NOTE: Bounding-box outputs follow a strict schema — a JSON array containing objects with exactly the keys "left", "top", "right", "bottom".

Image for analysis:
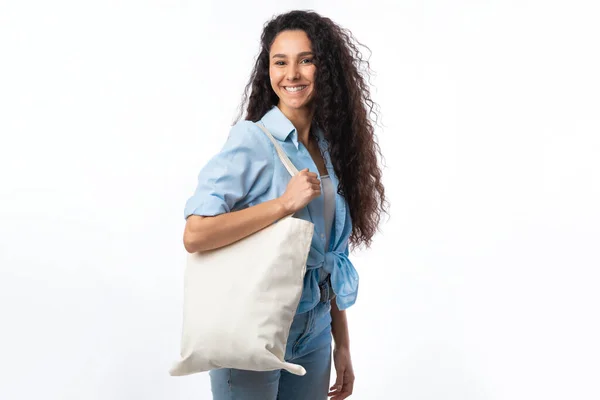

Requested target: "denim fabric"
[{"left": 209, "top": 300, "right": 333, "bottom": 400}]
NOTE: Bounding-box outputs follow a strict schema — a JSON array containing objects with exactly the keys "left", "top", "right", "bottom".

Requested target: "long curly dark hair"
[{"left": 235, "top": 10, "right": 389, "bottom": 250}]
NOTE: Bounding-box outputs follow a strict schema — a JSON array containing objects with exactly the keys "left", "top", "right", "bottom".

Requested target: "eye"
[
  {"left": 301, "top": 58, "right": 314, "bottom": 64},
  {"left": 274, "top": 61, "right": 285, "bottom": 66}
]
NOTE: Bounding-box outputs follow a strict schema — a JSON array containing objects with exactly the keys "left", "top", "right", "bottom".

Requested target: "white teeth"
[{"left": 284, "top": 86, "right": 307, "bottom": 92}]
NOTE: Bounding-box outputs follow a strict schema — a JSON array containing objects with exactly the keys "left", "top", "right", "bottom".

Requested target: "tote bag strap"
[{"left": 254, "top": 123, "right": 299, "bottom": 177}]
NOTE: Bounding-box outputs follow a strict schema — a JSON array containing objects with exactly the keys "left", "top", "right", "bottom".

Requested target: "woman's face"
[{"left": 269, "top": 30, "right": 316, "bottom": 113}]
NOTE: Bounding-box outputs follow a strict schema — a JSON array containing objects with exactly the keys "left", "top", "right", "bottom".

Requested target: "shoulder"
[{"left": 225, "top": 120, "right": 274, "bottom": 158}]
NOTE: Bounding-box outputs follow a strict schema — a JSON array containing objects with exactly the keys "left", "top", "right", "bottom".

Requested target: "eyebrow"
[{"left": 272, "top": 51, "right": 314, "bottom": 59}]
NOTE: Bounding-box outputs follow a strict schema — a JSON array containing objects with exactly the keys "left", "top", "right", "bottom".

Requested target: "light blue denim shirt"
[{"left": 184, "top": 105, "right": 359, "bottom": 313}]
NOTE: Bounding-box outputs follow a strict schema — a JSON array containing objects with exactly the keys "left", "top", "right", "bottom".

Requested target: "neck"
[{"left": 277, "top": 102, "right": 315, "bottom": 147}]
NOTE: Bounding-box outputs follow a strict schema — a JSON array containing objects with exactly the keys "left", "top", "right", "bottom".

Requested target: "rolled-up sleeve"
[{"left": 184, "top": 121, "right": 274, "bottom": 219}]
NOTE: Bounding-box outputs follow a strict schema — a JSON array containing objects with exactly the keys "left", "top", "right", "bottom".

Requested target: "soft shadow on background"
[{"left": 1, "top": 1, "right": 599, "bottom": 399}]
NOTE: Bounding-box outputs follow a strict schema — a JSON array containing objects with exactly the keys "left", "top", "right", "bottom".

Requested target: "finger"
[
  {"left": 329, "top": 383, "right": 343, "bottom": 393},
  {"left": 330, "top": 379, "right": 353, "bottom": 399},
  {"left": 345, "top": 381, "right": 354, "bottom": 397},
  {"left": 340, "top": 381, "right": 354, "bottom": 399},
  {"left": 343, "top": 375, "right": 354, "bottom": 394},
  {"left": 331, "top": 390, "right": 350, "bottom": 400},
  {"left": 330, "top": 373, "right": 344, "bottom": 394}
]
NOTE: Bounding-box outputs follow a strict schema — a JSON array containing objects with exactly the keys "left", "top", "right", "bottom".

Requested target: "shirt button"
[{"left": 320, "top": 233, "right": 325, "bottom": 240}]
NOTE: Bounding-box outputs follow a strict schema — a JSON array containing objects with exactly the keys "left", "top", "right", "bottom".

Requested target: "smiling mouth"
[{"left": 283, "top": 85, "right": 308, "bottom": 93}]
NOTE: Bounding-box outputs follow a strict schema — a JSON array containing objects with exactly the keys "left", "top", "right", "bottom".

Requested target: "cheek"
[{"left": 269, "top": 68, "right": 283, "bottom": 87}]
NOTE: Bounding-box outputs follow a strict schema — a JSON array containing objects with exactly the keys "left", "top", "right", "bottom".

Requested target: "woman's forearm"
[
  {"left": 183, "top": 198, "right": 289, "bottom": 253},
  {"left": 330, "top": 298, "right": 350, "bottom": 349}
]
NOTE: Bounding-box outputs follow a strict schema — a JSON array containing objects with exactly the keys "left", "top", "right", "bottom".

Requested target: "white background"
[{"left": 1, "top": 0, "right": 599, "bottom": 399}]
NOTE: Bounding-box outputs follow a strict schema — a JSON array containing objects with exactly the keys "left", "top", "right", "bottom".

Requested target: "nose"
[{"left": 286, "top": 64, "right": 300, "bottom": 81}]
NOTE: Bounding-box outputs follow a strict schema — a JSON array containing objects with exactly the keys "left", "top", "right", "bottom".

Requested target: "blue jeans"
[{"left": 209, "top": 299, "right": 333, "bottom": 399}]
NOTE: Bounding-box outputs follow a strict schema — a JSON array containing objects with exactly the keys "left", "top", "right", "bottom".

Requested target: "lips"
[{"left": 283, "top": 85, "right": 308, "bottom": 93}]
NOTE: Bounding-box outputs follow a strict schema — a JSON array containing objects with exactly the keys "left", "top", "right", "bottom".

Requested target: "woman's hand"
[
  {"left": 328, "top": 346, "right": 355, "bottom": 399},
  {"left": 278, "top": 168, "right": 321, "bottom": 214}
]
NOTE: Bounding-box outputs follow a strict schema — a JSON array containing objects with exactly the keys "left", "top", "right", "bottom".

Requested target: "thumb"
[{"left": 331, "top": 371, "right": 344, "bottom": 391}]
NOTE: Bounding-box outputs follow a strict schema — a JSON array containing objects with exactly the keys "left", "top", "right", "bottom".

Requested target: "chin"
[
  {"left": 284, "top": 101, "right": 308, "bottom": 110},
  {"left": 280, "top": 95, "right": 314, "bottom": 111}
]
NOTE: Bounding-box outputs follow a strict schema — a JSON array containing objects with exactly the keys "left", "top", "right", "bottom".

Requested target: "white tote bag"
[{"left": 169, "top": 123, "right": 314, "bottom": 377}]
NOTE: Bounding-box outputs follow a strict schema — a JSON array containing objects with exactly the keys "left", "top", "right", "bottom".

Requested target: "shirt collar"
[
  {"left": 260, "top": 105, "right": 329, "bottom": 152},
  {"left": 260, "top": 105, "right": 299, "bottom": 149}
]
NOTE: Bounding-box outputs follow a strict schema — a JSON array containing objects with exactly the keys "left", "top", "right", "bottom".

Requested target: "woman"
[{"left": 183, "top": 10, "right": 387, "bottom": 400}]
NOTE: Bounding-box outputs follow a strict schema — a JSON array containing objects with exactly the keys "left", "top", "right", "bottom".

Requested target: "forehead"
[{"left": 269, "top": 30, "right": 312, "bottom": 55}]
